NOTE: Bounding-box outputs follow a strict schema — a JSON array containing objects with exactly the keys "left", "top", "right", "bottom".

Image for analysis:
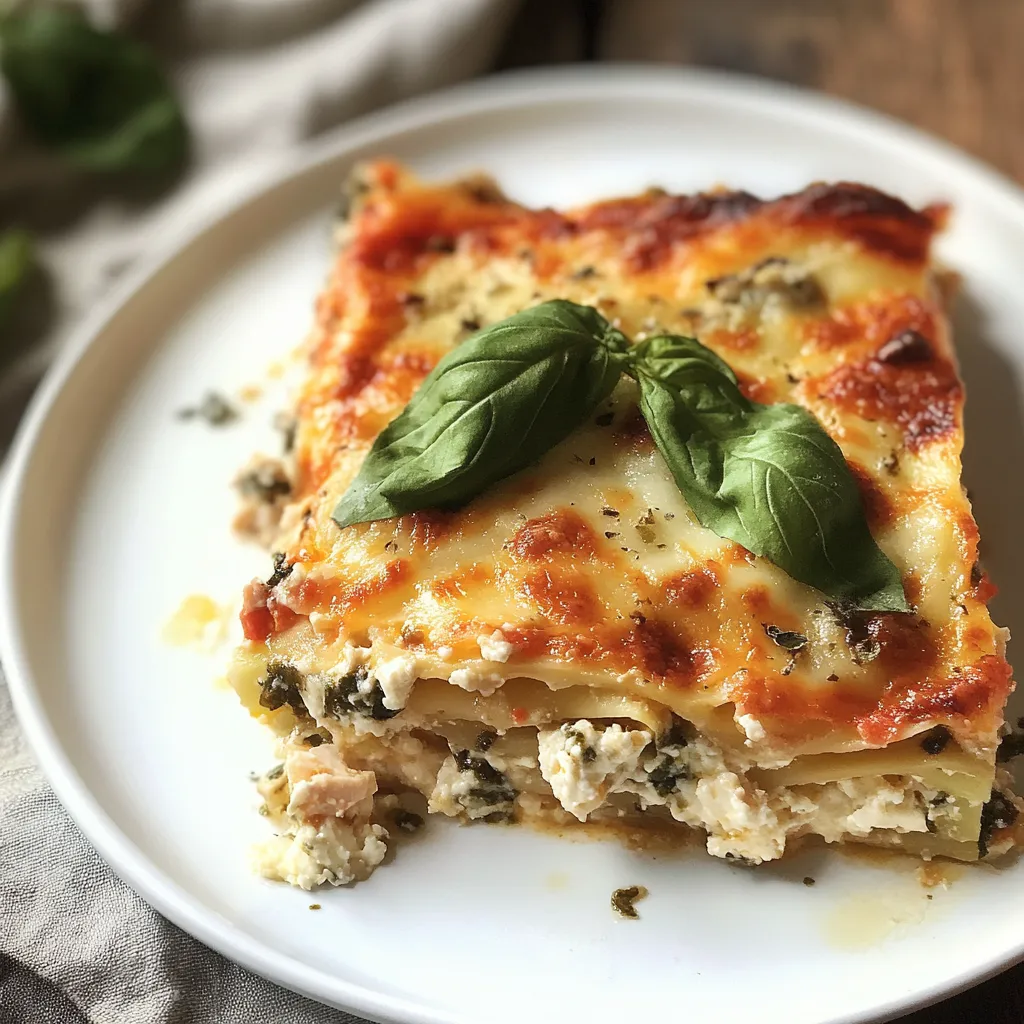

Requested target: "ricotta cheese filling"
[
  {"left": 539, "top": 719, "right": 938, "bottom": 864},
  {"left": 254, "top": 745, "right": 387, "bottom": 889},
  {"left": 538, "top": 721, "right": 652, "bottom": 820}
]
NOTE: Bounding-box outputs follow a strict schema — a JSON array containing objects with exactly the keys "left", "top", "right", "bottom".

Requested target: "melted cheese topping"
[{"left": 240, "top": 162, "right": 1014, "bottom": 780}]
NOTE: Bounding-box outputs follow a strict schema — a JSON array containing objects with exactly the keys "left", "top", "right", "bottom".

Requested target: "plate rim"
[{"left": 4, "top": 63, "right": 1024, "bottom": 1024}]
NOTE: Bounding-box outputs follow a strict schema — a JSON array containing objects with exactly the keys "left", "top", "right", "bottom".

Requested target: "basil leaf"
[
  {"left": 0, "top": 9, "right": 187, "bottom": 173},
  {"left": 629, "top": 334, "right": 909, "bottom": 612},
  {"left": 0, "top": 230, "right": 34, "bottom": 327},
  {"left": 332, "top": 300, "right": 630, "bottom": 528}
]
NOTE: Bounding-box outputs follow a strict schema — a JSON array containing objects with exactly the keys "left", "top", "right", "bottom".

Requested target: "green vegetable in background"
[
  {"left": 0, "top": 8, "right": 187, "bottom": 173},
  {"left": 331, "top": 300, "right": 909, "bottom": 612},
  {"left": 333, "top": 300, "right": 631, "bottom": 527},
  {"left": 0, "top": 229, "right": 34, "bottom": 327}
]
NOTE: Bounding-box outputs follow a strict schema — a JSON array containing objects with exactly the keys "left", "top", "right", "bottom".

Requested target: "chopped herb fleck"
[
  {"left": 611, "top": 885, "right": 648, "bottom": 919},
  {"left": 979, "top": 790, "right": 1019, "bottom": 857},
  {"left": 829, "top": 604, "right": 884, "bottom": 664},
  {"left": 571, "top": 265, "right": 597, "bottom": 280},
  {"left": 308, "top": 903, "right": 321, "bottom": 911},
  {"left": 323, "top": 667, "right": 400, "bottom": 721},
  {"left": 997, "top": 729, "right": 1024, "bottom": 763},
  {"left": 393, "top": 810, "right": 424, "bottom": 833},
  {"left": 588, "top": 457, "right": 596, "bottom": 466},
  {"left": 826, "top": 672, "right": 839, "bottom": 682},
  {"left": 601, "top": 507, "right": 620, "bottom": 518},
  {"left": 273, "top": 412, "right": 297, "bottom": 453},
  {"left": 803, "top": 877, "right": 816, "bottom": 887},
  {"left": 177, "top": 391, "right": 239, "bottom": 426},
  {"left": 475, "top": 731, "right": 497, "bottom": 752},
  {"left": 258, "top": 663, "right": 306, "bottom": 714},
  {"left": 265, "top": 551, "right": 293, "bottom": 589},
  {"left": 453, "top": 749, "right": 517, "bottom": 805},
  {"left": 764, "top": 624, "right": 809, "bottom": 651},
  {"left": 604, "top": 531, "right": 619, "bottom": 539},
  {"left": 648, "top": 753, "right": 690, "bottom": 796},
  {"left": 266, "top": 763, "right": 284, "bottom": 780},
  {"left": 237, "top": 462, "right": 291, "bottom": 502},
  {"left": 921, "top": 726, "right": 951, "bottom": 755},
  {"left": 460, "top": 317, "right": 481, "bottom": 333},
  {"left": 595, "top": 411, "right": 614, "bottom": 427},
  {"left": 636, "top": 508, "right": 657, "bottom": 543},
  {"left": 257, "top": 804, "right": 269, "bottom": 816}
]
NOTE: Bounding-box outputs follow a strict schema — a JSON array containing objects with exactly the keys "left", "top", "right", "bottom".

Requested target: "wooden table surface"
[{"left": 498, "top": 3, "right": 1024, "bottom": 1023}]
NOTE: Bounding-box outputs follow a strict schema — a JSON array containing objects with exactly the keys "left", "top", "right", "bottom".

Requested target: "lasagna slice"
[{"left": 230, "top": 161, "right": 1020, "bottom": 889}]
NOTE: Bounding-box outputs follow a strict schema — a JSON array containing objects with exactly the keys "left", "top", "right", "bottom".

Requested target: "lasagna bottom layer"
[{"left": 238, "top": 673, "right": 1015, "bottom": 889}]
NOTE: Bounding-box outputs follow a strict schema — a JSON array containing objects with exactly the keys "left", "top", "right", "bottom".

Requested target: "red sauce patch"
[
  {"left": 738, "top": 374, "right": 776, "bottom": 404},
  {"left": 664, "top": 566, "right": 719, "bottom": 608},
  {"left": 802, "top": 294, "right": 936, "bottom": 353},
  {"left": 520, "top": 570, "right": 599, "bottom": 625},
  {"left": 510, "top": 510, "right": 596, "bottom": 562},
  {"left": 814, "top": 355, "right": 961, "bottom": 451},
  {"left": 614, "top": 617, "right": 700, "bottom": 683},
  {"left": 613, "top": 408, "right": 654, "bottom": 450},
  {"left": 870, "top": 614, "right": 940, "bottom": 678},
  {"left": 858, "top": 655, "right": 1014, "bottom": 745},
  {"left": 335, "top": 559, "right": 410, "bottom": 612},
  {"left": 974, "top": 570, "right": 999, "bottom": 604},
  {"left": 401, "top": 508, "right": 455, "bottom": 551},
  {"left": 741, "top": 586, "right": 773, "bottom": 616},
  {"left": 705, "top": 326, "right": 760, "bottom": 353},
  {"left": 240, "top": 580, "right": 274, "bottom": 642}
]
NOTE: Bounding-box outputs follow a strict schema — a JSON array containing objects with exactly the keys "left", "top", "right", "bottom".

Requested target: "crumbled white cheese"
[
  {"left": 781, "top": 776, "right": 929, "bottom": 842},
  {"left": 272, "top": 562, "right": 308, "bottom": 610},
  {"left": 696, "top": 773, "right": 784, "bottom": 863},
  {"left": 437, "top": 646, "right": 454, "bottom": 661},
  {"left": 478, "top": 630, "right": 514, "bottom": 663},
  {"left": 537, "top": 720, "right": 652, "bottom": 821},
  {"left": 539, "top": 721, "right": 934, "bottom": 864},
  {"left": 448, "top": 665, "right": 504, "bottom": 696},
  {"left": 736, "top": 713, "right": 766, "bottom": 744},
  {"left": 253, "top": 819, "right": 386, "bottom": 890},
  {"left": 428, "top": 754, "right": 515, "bottom": 820},
  {"left": 373, "top": 654, "right": 419, "bottom": 710},
  {"left": 253, "top": 744, "right": 388, "bottom": 890}
]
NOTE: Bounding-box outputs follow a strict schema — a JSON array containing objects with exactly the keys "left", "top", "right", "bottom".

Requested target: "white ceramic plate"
[{"left": 4, "top": 66, "right": 1024, "bottom": 1024}]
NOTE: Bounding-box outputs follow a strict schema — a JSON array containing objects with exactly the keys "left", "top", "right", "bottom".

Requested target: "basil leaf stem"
[
  {"left": 628, "top": 334, "right": 909, "bottom": 612},
  {"left": 332, "top": 300, "right": 630, "bottom": 527}
]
